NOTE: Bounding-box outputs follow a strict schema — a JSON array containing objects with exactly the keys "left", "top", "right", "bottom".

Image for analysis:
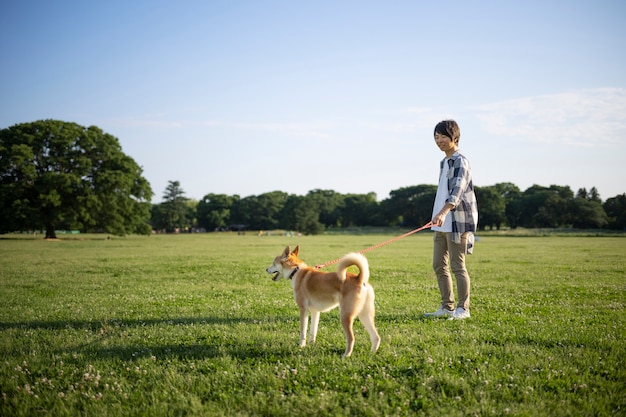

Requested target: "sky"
[{"left": 1, "top": 0, "right": 625, "bottom": 203}]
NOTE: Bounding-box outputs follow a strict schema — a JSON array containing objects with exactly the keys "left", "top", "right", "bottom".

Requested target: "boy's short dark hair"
[{"left": 434, "top": 120, "right": 460, "bottom": 144}]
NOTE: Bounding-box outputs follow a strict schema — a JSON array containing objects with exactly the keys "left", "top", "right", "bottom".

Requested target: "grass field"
[{"left": 1, "top": 231, "right": 624, "bottom": 416}]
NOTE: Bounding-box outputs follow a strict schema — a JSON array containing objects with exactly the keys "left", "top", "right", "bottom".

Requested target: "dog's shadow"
[
  {"left": 0, "top": 316, "right": 295, "bottom": 361},
  {"left": 0, "top": 316, "right": 247, "bottom": 332},
  {"left": 1, "top": 313, "right": 432, "bottom": 361}
]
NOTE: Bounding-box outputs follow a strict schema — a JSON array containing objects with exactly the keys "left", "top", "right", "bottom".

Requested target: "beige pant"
[{"left": 432, "top": 231, "right": 471, "bottom": 311}]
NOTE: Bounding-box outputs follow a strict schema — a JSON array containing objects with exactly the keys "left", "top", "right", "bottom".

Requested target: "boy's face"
[{"left": 434, "top": 133, "right": 457, "bottom": 154}]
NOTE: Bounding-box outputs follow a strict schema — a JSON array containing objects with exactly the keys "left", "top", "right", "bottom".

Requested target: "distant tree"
[
  {"left": 576, "top": 187, "right": 602, "bottom": 203},
  {"left": 152, "top": 181, "right": 192, "bottom": 232},
  {"left": 518, "top": 185, "right": 574, "bottom": 228},
  {"left": 147, "top": 182, "right": 617, "bottom": 233},
  {"left": 570, "top": 198, "right": 608, "bottom": 228},
  {"left": 197, "top": 193, "right": 237, "bottom": 231},
  {"left": 589, "top": 187, "right": 601, "bottom": 203},
  {"left": 385, "top": 185, "right": 437, "bottom": 227},
  {"left": 257, "top": 191, "right": 289, "bottom": 229},
  {"left": 150, "top": 204, "right": 167, "bottom": 233},
  {"left": 497, "top": 183, "right": 523, "bottom": 229},
  {"left": 234, "top": 191, "right": 288, "bottom": 230},
  {"left": 474, "top": 186, "right": 506, "bottom": 230},
  {"left": 493, "top": 182, "right": 522, "bottom": 200},
  {"left": 185, "top": 199, "right": 198, "bottom": 230},
  {"left": 278, "top": 194, "right": 302, "bottom": 231},
  {"left": 570, "top": 187, "right": 607, "bottom": 228},
  {"left": 0, "top": 120, "right": 153, "bottom": 238},
  {"left": 293, "top": 194, "right": 324, "bottom": 234},
  {"left": 603, "top": 193, "right": 626, "bottom": 230},
  {"left": 377, "top": 198, "right": 401, "bottom": 227},
  {"left": 306, "top": 189, "right": 344, "bottom": 228},
  {"left": 339, "top": 193, "right": 380, "bottom": 227},
  {"left": 231, "top": 196, "right": 253, "bottom": 229}
]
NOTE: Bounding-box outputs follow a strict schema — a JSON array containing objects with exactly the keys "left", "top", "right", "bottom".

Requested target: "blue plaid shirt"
[{"left": 440, "top": 151, "right": 478, "bottom": 253}]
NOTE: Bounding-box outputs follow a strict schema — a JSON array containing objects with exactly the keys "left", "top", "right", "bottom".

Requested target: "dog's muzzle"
[{"left": 267, "top": 268, "right": 280, "bottom": 281}]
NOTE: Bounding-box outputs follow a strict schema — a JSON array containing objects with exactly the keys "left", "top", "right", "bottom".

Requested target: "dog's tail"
[{"left": 337, "top": 252, "right": 370, "bottom": 284}]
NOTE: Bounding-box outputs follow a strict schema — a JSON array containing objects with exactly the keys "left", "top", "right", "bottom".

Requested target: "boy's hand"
[
  {"left": 432, "top": 212, "right": 446, "bottom": 227},
  {"left": 432, "top": 203, "right": 455, "bottom": 227}
]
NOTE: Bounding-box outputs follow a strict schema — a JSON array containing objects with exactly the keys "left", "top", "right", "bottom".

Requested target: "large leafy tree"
[{"left": 0, "top": 120, "right": 153, "bottom": 238}]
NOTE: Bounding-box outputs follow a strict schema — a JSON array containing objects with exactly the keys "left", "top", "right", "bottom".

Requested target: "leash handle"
[{"left": 314, "top": 221, "right": 433, "bottom": 269}]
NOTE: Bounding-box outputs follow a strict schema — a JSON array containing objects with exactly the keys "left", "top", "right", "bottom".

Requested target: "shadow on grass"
[
  {"left": 1, "top": 313, "right": 444, "bottom": 361},
  {"left": 0, "top": 311, "right": 435, "bottom": 332},
  {"left": 0, "top": 316, "right": 297, "bottom": 361},
  {"left": 0, "top": 316, "right": 266, "bottom": 331},
  {"left": 86, "top": 341, "right": 294, "bottom": 361}
]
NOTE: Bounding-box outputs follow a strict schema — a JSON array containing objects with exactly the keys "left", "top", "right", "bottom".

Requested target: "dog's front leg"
[
  {"left": 298, "top": 306, "right": 308, "bottom": 348},
  {"left": 309, "top": 311, "right": 320, "bottom": 344}
]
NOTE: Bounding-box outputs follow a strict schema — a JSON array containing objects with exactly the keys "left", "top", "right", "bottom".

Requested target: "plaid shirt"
[{"left": 440, "top": 151, "right": 478, "bottom": 253}]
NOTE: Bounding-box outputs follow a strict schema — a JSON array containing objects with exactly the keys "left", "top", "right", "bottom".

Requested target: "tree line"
[
  {"left": 2, "top": 120, "right": 625, "bottom": 237},
  {"left": 152, "top": 180, "right": 626, "bottom": 234}
]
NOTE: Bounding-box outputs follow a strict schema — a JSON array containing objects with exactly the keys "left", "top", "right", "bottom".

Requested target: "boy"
[{"left": 426, "top": 120, "right": 478, "bottom": 320}]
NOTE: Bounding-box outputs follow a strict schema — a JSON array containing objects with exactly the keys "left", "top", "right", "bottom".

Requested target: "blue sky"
[{"left": 1, "top": 0, "right": 625, "bottom": 202}]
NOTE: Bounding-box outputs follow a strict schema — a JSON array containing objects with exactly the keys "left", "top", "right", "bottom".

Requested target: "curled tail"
[{"left": 337, "top": 252, "right": 370, "bottom": 284}]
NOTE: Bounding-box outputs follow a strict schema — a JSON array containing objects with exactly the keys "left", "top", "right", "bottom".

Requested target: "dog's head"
[{"left": 266, "top": 245, "right": 301, "bottom": 281}]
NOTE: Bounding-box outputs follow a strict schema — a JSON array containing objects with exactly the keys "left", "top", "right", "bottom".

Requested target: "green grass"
[{"left": 1, "top": 232, "right": 624, "bottom": 416}]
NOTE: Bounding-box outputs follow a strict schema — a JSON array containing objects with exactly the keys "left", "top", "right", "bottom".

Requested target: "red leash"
[{"left": 314, "top": 221, "right": 433, "bottom": 269}]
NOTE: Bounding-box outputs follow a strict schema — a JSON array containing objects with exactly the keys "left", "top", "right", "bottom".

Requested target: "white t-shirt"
[{"left": 431, "top": 158, "right": 453, "bottom": 232}]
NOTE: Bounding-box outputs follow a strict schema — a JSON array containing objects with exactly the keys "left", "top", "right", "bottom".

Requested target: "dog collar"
[{"left": 289, "top": 267, "right": 299, "bottom": 280}]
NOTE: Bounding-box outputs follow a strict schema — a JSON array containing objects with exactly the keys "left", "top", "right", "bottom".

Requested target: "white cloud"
[{"left": 471, "top": 88, "right": 626, "bottom": 147}]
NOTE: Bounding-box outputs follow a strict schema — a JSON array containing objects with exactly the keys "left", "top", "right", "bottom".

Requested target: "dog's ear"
[
  {"left": 292, "top": 245, "right": 299, "bottom": 256},
  {"left": 282, "top": 246, "right": 290, "bottom": 259}
]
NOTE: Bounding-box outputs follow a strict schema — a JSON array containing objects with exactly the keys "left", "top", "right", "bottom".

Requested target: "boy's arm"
[
  {"left": 432, "top": 202, "right": 455, "bottom": 227},
  {"left": 446, "top": 157, "right": 471, "bottom": 207}
]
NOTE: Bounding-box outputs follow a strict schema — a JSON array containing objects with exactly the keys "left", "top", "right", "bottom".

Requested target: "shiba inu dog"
[{"left": 266, "top": 245, "right": 380, "bottom": 357}]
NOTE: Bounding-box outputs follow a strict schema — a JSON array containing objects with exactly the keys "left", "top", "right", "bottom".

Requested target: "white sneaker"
[
  {"left": 425, "top": 307, "right": 454, "bottom": 318},
  {"left": 448, "top": 307, "right": 470, "bottom": 320}
]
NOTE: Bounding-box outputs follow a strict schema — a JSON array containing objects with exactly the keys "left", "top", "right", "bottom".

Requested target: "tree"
[
  {"left": 305, "top": 189, "right": 344, "bottom": 228},
  {"left": 491, "top": 182, "right": 521, "bottom": 228},
  {"left": 151, "top": 181, "right": 192, "bottom": 232},
  {"left": 339, "top": 193, "right": 380, "bottom": 227},
  {"left": 385, "top": 185, "right": 437, "bottom": 227},
  {"left": 232, "top": 191, "right": 289, "bottom": 231},
  {"left": 256, "top": 191, "right": 290, "bottom": 230},
  {"left": 571, "top": 187, "right": 607, "bottom": 228},
  {"left": 475, "top": 186, "right": 506, "bottom": 230},
  {"left": 603, "top": 193, "right": 626, "bottom": 230},
  {"left": 0, "top": 120, "right": 153, "bottom": 238},
  {"left": 570, "top": 198, "right": 608, "bottom": 228},
  {"left": 576, "top": 187, "right": 601, "bottom": 203},
  {"left": 517, "top": 185, "right": 574, "bottom": 228},
  {"left": 277, "top": 194, "right": 302, "bottom": 231},
  {"left": 196, "top": 193, "right": 237, "bottom": 231},
  {"left": 292, "top": 194, "right": 324, "bottom": 234},
  {"left": 185, "top": 199, "right": 199, "bottom": 231}
]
